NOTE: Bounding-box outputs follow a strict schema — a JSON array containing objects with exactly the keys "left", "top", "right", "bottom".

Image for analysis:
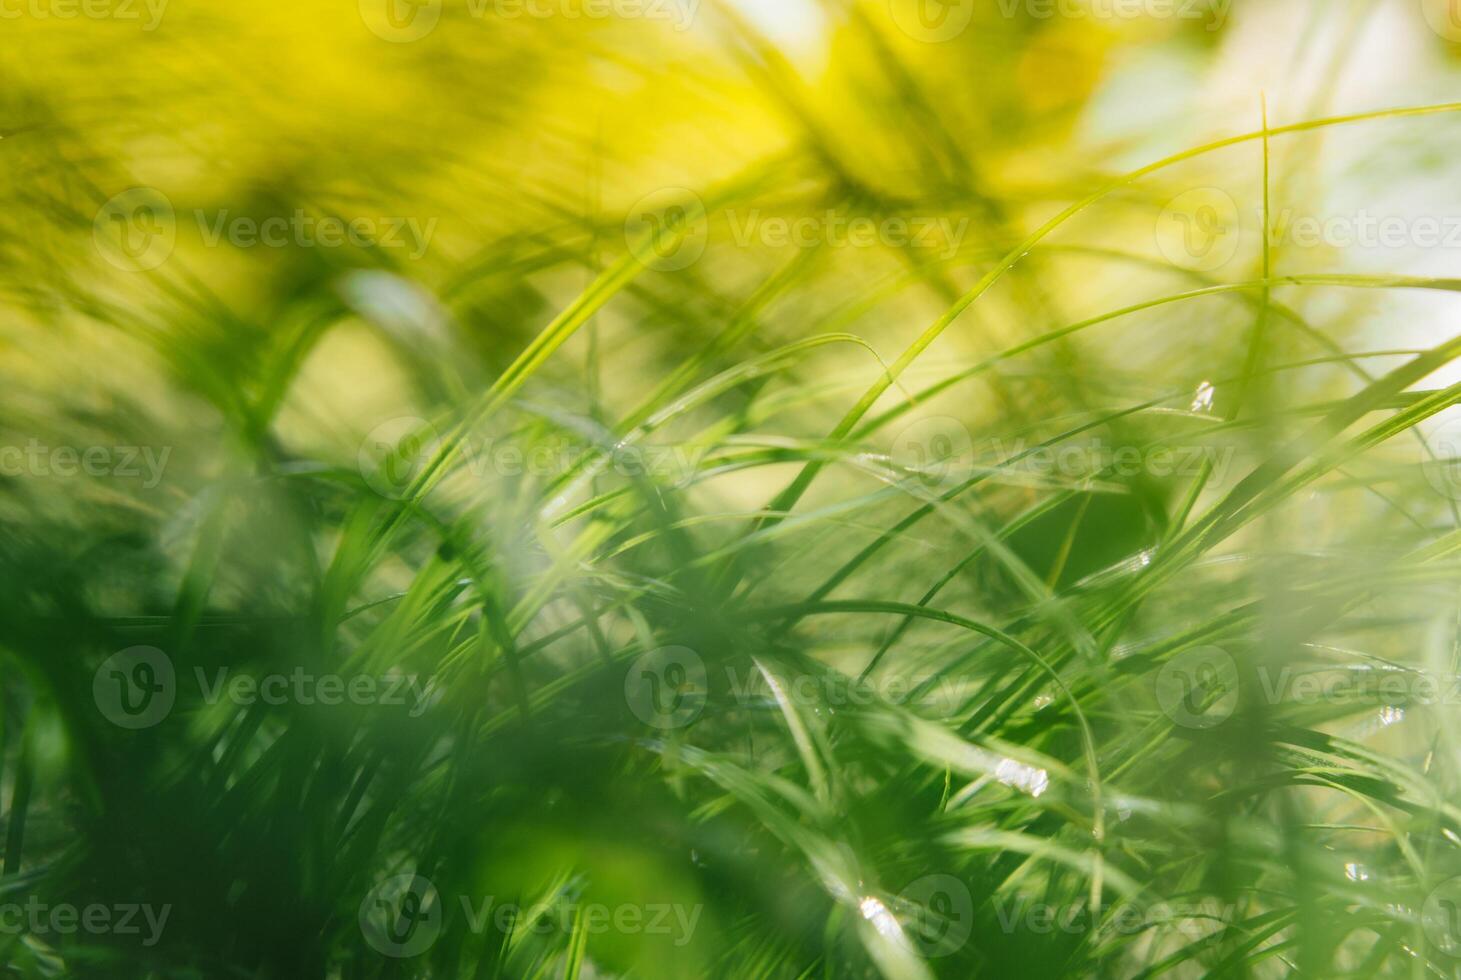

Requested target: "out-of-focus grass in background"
[{"left": 3, "top": 0, "right": 1461, "bottom": 976}]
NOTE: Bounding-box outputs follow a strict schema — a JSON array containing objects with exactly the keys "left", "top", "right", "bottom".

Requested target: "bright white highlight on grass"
[
  {"left": 858, "top": 896, "right": 904, "bottom": 942},
  {"left": 995, "top": 758, "right": 1050, "bottom": 798},
  {"left": 1191, "top": 381, "right": 1215, "bottom": 414},
  {"left": 726, "top": 0, "right": 825, "bottom": 49}
]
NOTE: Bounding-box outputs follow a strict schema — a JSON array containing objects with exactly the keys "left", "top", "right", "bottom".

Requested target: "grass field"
[{"left": 2, "top": 0, "right": 1461, "bottom": 976}]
